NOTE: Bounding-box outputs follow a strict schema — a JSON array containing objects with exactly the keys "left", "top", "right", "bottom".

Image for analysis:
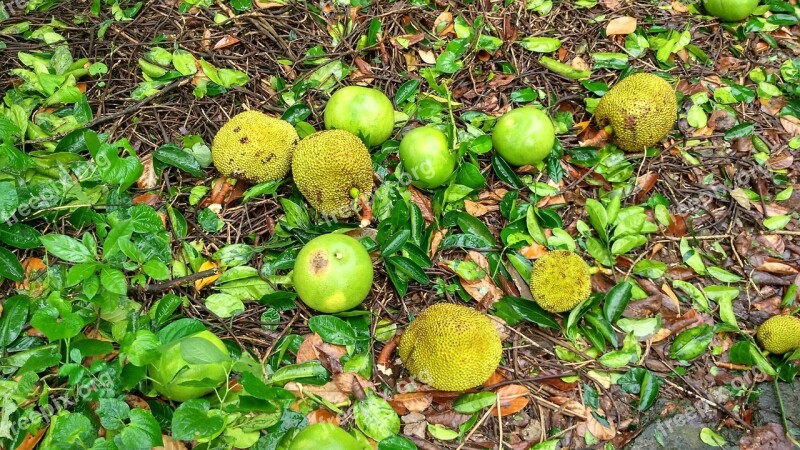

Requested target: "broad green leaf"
[
  {"left": 180, "top": 336, "right": 231, "bottom": 364},
  {"left": 355, "top": 391, "right": 401, "bottom": 441},
  {"left": 307, "top": 315, "right": 357, "bottom": 346},
  {"left": 171, "top": 399, "right": 225, "bottom": 441},
  {"left": 205, "top": 293, "right": 245, "bottom": 318},
  {"left": 40, "top": 234, "right": 95, "bottom": 263},
  {"left": 453, "top": 392, "right": 498, "bottom": 414},
  {"left": 669, "top": 324, "right": 713, "bottom": 361}
]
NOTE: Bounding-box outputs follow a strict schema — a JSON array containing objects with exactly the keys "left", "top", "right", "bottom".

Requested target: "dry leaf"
[
  {"left": 297, "top": 333, "right": 347, "bottom": 364},
  {"left": 672, "top": 1, "right": 689, "bottom": 12},
  {"left": 332, "top": 372, "right": 374, "bottom": 393},
  {"left": 586, "top": 408, "right": 616, "bottom": 440},
  {"left": 757, "top": 260, "right": 799, "bottom": 275},
  {"left": 285, "top": 381, "right": 350, "bottom": 404},
  {"left": 16, "top": 428, "right": 47, "bottom": 450},
  {"left": 519, "top": 243, "right": 547, "bottom": 259},
  {"left": 605, "top": 17, "right": 637, "bottom": 35},
  {"left": 492, "top": 384, "right": 530, "bottom": 417},
  {"left": 418, "top": 49, "right": 436, "bottom": 64},
  {"left": 433, "top": 11, "right": 454, "bottom": 36},
  {"left": 661, "top": 283, "right": 681, "bottom": 313},
  {"left": 153, "top": 435, "right": 188, "bottom": 450},
  {"left": 194, "top": 261, "right": 220, "bottom": 291},
  {"left": 464, "top": 200, "right": 497, "bottom": 217},
  {"left": 429, "top": 228, "right": 447, "bottom": 258},
  {"left": 460, "top": 251, "right": 504, "bottom": 307},
  {"left": 255, "top": 0, "right": 286, "bottom": 8},
  {"left": 213, "top": 35, "right": 240, "bottom": 50},
  {"left": 780, "top": 116, "right": 800, "bottom": 136},
  {"left": 15, "top": 257, "right": 46, "bottom": 292},
  {"left": 137, "top": 154, "right": 157, "bottom": 189},
  {"left": 390, "top": 392, "right": 433, "bottom": 414},
  {"left": 571, "top": 56, "right": 590, "bottom": 71},
  {"left": 307, "top": 409, "right": 339, "bottom": 425},
  {"left": 408, "top": 185, "right": 434, "bottom": 223},
  {"left": 602, "top": 0, "right": 622, "bottom": 8}
]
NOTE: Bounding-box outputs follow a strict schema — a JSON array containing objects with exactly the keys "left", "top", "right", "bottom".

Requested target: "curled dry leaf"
[
  {"left": 332, "top": 372, "right": 375, "bottom": 394},
  {"left": 519, "top": 243, "right": 547, "bottom": 259},
  {"left": 194, "top": 261, "right": 220, "bottom": 291},
  {"left": 586, "top": 408, "right": 616, "bottom": 440},
  {"left": 433, "top": 11, "right": 454, "bottom": 36},
  {"left": 297, "top": 333, "right": 348, "bottom": 364},
  {"left": 429, "top": 228, "right": 447, "bottom": 258},
  {"left": 427, "top": 409, "right": 473, "bottom": 428},
  {"left": 756, "top": 259, "right": 799, "bottom": 275},
  {"left": 492, "top": 384, "right": 530, "bottom": 417},
  {"left": 605, "top": 17, "right": 637, "bottom": 35},
  {"left": 389, "top": 391, "right": 433, "bottom": 414},
  {"left": 780, "top": 116, "right": 800, "bottom": 137},
  {"left": 15, "top": 257, "right": 46, "bottom": 292},
  {"left": 408, "top": 185, "right": 434, "bottom": 223},
  {"left": 464, "top": 200, "right": 497, "bottom": 217},
  {"left": 137, "top": 154, "right": 157, "bottom": 189},
  {"left": 460, "top": 251, "right": 504, "bottom": 307}
]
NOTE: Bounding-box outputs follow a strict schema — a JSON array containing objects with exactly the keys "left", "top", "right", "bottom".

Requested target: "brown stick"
[{"left": 129, "top": 268, "right": 219, "bottom": 294}]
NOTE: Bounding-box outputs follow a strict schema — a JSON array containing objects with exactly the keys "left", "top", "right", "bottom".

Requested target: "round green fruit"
[
  {"left": 703, "top": 0, "right": 759, "bottom": 21},
  {"left": 398, "top": 127, "right": 456, "bottom": 189},
  {"left": 148, "top": 330, "right": 231, "bottom": 402},
  {"left": 293, "top": 234, "right": 374, "bottom": 313},
  {"left": 288, "top": 423, "right": 364, "bottom": 450},
  {"left": 491, "top": 107, "right": 556, "bottom": 166},
  {"left": 324, "top": 86, "right": 395, "bottom": 148}
]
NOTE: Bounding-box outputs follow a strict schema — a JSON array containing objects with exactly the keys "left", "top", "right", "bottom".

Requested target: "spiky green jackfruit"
[
  {"left": 530, "top": 250, "right": 591, "bottom": 313},
  {"left": 756, "top": 315, "right": 800, "bottom": 354},
  {"left": 212, "top": 110, "right": 298, "bottom": 183},
  {"left": 398, "top": 303, "right": 502, "bottom": 391},
  {"left": 594, "top": 73, "right": 677, "bottom": 152},
  {"left": 292, "top": 130, "right": 373, "bottom": 218}
]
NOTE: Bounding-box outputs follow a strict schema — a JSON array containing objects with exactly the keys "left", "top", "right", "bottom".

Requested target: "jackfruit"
[
  {"left": 292, "top": 130, "right": 373, "bottom": 219},
  {"left": 756, "top": 315, "right": 800, "bottom": 354},
  {"left": 398, "top": 303, "right": 502, "bottom": 391},
  {"left": 530, "top": 250, "right": 591, "bottom": 313},
  {"left": 594, "top": 73, "right": 677, "bottom": 152},
  {"left": 212, "top": 110, "right": 298, "bottom": 183}
]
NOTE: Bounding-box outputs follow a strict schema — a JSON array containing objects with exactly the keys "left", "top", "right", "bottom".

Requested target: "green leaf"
[
  {"left": 100, "top": 266, "right": 127, "bottom": 295},
  {"left": 526, "top": 207, "right": 547, "bottom": 245},
  {"left": 706, "top": 266, "right": 742, "bottom": 283},
  {"left": 518, "top": 36, "right": 562, "bottom": 52},
  {"left": 31, "top": 306, "right": 84, "bottom": 341},
  {"left": 40, "top": 234, "right": 95, "bottom": 263},
  {"left": 724, "top": 122, "right": 755, "bottom": 140},
  {"left": 763, "top": 215, "right": 792, "bottom": 231},
  {"left": 610, "top": 234, "right": 647, "bottom": 255},
  {"left": 307, "top": 315, "right": 357, "bottom": 346},
  {"left": 439, "top": 233, "right": 494, "bottom": 250},
  {"left": 117, "top": 409, "right": 163, "bottom": 449},
  {"left": 382, "top": 229, "right": 410, "bottom": 256},
  {"left": 378, "top": 435, "right": 418, "bottom": 450},
  {"left": 699, "top": 427, "right": 726, "bottom": 448},
  {"left": 355, "top": 390, "right": 401, "bottom": 441},
  {"left": 638, "top": 370, "right": 661, "bottom": 411},
  {"left": 125, "top": 330, "right": 161, "bottom": 366},
  {"left": 597, "top": 349, "right": 636, "bottom": 368},
  {"left": 0, "top": 222, "right": 41, "bottom": 249},
  {"left": 457, "top": 212, "right": 495, "bottom": 244},
  {"left": 387, "top": 256, "right": 429, "bottom": 284},
  {"left": 603, "top": 281, "right": 632, "bottom": 324},
  {"left": 672, "top": 280, "right": 710, "bottom": 313},
  {"left": 669, "top": 324, "right": 713, "bottom": 361},
  {"left": 172, "top": 49, "right": 197, "bottom": 75},
  {"left": 427, "top": 423, "right": 459, "bottom": 440},
  {"left": 180, "top": 336, "right": 230, "bottom": 364},
  {"left": 271, "top": 361, "right": 330, "bottom": 385},
  {"left": 453, "top": 392, "right": 498, "bottom": 413},
  {"left": 205, "top": 293, "right": 245, "bottom": 318},
  {"left": 0, "top": 295, "right": 28, "bottom": 347},
  {"left": 395, "top": 79, "right": 419, "bottom": 105},
  {"left": 491, "top": 296, "right": 560, "bottom": 329},
  {"left": 0, "top": 246, "right": 23, "bottom": 282},
  {"left": 153, "top": 143, "right": 205, "bottom": 177},
  {"left": 585, "top": 198, "right": 608, "bottom": 242},
  {"left": 171, "top": 399, "right": 226, "bottom": 441},
  {"left": 632, "top": 260, "right": 666, "bottom": 278},
  {"left": 0, "top": 181, "right": 18, "bottom": 223},
  {"left": 491, "top": 152, "right": 525, "bottom": 188},
  {"left": 97, "top": 398, "right": 130, "bottom": 432}
]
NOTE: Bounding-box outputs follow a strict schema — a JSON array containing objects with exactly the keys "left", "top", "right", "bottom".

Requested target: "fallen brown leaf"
[
  {"left": 285, "top": 381, "right": 350, "bottom": 404},
  {"left": 213, "top": 35, "right": 240, "bottom": 50},
  {"left": 389, "top": 391, "right": 433, "bottom": 414},
  {"left": 492, "top": 384, "right": 530, "bottom": 417},
  {"left": 672, "top": 1, "right": 689, "bottom": 12},
  {"left": 307, "top": 408, "right": 339, "bottom": 425},
  {"left": 605, "top": 16, "right": 637, "bottom": 35},
  {"left": 297, "top": 333, "right": 348, "bottom": 364},
  {"left": 16, "top": 428, "right": 47, "bottom": 450},
  {"left": 137, "top": 154, "right": 158, "bottom": 189},
  {"left": 586, "top": 408, "right": 616, "bottom": 440},
  {"left": 194, "top": 261, "right": 220, "bottom": 291}
]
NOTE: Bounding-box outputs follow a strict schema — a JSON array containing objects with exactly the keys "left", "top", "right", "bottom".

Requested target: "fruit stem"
[
  {"left": 603, "top": 125, "right": 614, "bottom": 136},
  {"left": 355, "top": 192, "right": 373, "bottom": 228}
]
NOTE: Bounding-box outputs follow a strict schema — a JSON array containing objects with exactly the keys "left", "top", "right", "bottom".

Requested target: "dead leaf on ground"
[
  {"left": 297, "top": 333, "right": 348, "bottom": 364},
  {"left": 586, "top": 408, "right": 617, "bottom": 440},
  {"left": 15, "top": 257, "right": 46, "bottom": 292},
  {"left": 602, "top": 0, "right": 622, "bottom": 9},
  {"left": 389, "top": 391, "right": 433, "bottom": 414},
  {"left": 756, "top": 259, "right": 799, "bottom": 275},
  {"left": 390, "top": 33, "right": 425, "bottom": 48},
  {"left": 255, "top": 0, "right": 286, "bottom": 8},
  {"left": 428, "top": 409, "right": 473, "bottom": 427},
  {"left": 153, "top": 435, "right": 188, "bottom": 450},
  {"left": 464, "top": 200, "right": 497, "bottom": 217},
  {"left": 460, "top": 251, "right": 504, "bottom": 307},
  {"left": 429, "top": 228, "right": 447, "bottom": 258},
  {"left": 408, "top": 185, "right": 434, "bottom": 223},
  {"left": 16, "top": 428, "right": 47, "bottom": 450},
  {"left": 433, "top": 11, "right": 454, "bottom": 36},
  {"left": 519, "top": 243, "right": 547, "bottom": 259},
  {"left": 285, "top": 381, "right": 350, "bottom": 404},
  {"left": 672, "top": 1, "right": 689, "bottom": 12},
  {"left": 492, "top": 384, "right": 530, "bottom": 417},
  {"left": 137, "top": 154, "right": 157, "bottom": 189},
  {"left": 605, "top": 16, "right": 637, "bottom": 35},
  {"left": 739, "top": 423, "right": 793, "bottom": 449},
  {"left": 780, "top": 116, "right": 800, "bottom": 136},
  {"left": 418, "top": 49, "right": 436, "bottom": 64},
  {"left": 307, "top": 408, "right": 339, "bottom": 425},
  {"left": 194, "top": 261, "right": 220, "bottom": 291},
  {"left": 332, "top": 372, "right": 374, "bottom": 394},
  {"left": 214, "top": 35, "right": 240, "bottom": 50}
]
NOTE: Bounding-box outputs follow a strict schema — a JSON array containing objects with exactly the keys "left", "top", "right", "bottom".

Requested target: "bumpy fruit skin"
[
  {"left": 398, "top": 303, "right": 502, "bottom": 391},
  {"left": 492, "top": 107, "right": 556, "bottom": 166},
  {"left": 324, "top": 86, "right": 395, "bottom": 147},
  {"left": 148, "top": 330, "right": 231, "bottom": 402},
  {"left": 756, "top": 315, "right": 800, "bottom": 354},
  {"left": 293, "top": 233, "right": 374, "bottom": 313},
  {"left": 530, "top": 251, "right": 592, "bottom": 313},
  {"left": 212, "top": 110, "right": 299, "bottom": 183},
  {"left": 594, "top": 73, "right": 678, "bottom": 152},
  {"left": 398, "top": 127, "right": 456, "bottom": 189},
  {"left": 288, "top": 423, "right": 364, "bottom": 450},
  {"left": 703, "top": 0, "right": 759, "bottom": 21},
  {"left": 292, "top": 130, "right": 374, "bottom": 218}
]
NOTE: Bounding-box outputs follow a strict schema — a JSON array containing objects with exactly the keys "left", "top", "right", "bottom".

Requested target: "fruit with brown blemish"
[{"left": 292, "top": 233, "right": 374, "bottom": 313}]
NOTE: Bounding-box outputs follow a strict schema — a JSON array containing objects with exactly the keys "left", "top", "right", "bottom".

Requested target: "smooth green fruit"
[
  {"left": 288, "top": 423, "right": 363, "bottom": 450},
  {"left": 324, "top": 86, "right": 395, "bottom": 147},
  {"left": 293, "top": 234, "right": 374, "bottom": 313},
  {"left": 703, "top": 0, "right": 759, "bottom": 21},
  {"left": 491, "top": 107, "right": 556, "bottom": 166},
  {"left": 148, "top": 330, "right": 231, "bottom": 402},
  {"left": 398, "top": 127, "right": 456, "bottom": 189}
]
